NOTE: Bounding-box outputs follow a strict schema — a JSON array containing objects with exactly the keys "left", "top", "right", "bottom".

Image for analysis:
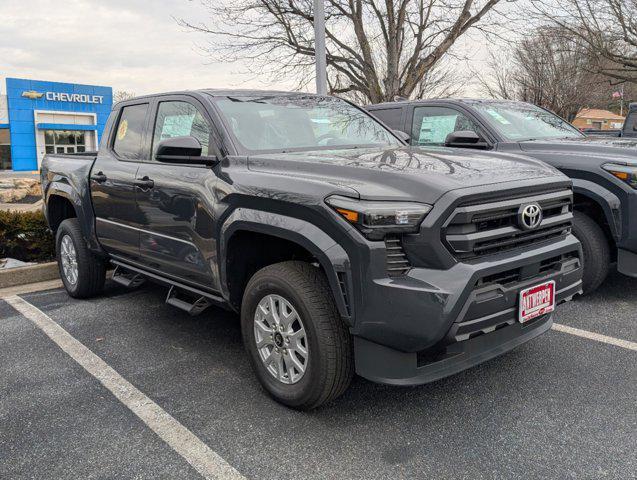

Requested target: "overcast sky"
[
  {"left": 1, "top": 0, "right": 493, "bottom": 97},
  {"left": 0, "top": 0, "right": 300, "bottom": 96}
]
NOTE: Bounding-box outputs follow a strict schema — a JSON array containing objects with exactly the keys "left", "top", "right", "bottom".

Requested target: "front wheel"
[
  {"left": 56, "top": 218, "right": 106, "bottom": 298},
  {"left": 572, "top": 211, "right": 611, "bottom": 294},
  {"left": 241, "top": 261, "right": 353, "bottom": 410}
]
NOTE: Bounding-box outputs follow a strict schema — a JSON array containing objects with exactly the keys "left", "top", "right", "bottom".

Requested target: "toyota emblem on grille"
[{"left": 518, "top": 203, "right": 543, "bottom": 230}]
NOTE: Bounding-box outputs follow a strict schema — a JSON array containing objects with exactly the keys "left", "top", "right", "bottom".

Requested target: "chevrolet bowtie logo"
[{"left": 21, "top": 90, "right": 44, "bottom": 99}]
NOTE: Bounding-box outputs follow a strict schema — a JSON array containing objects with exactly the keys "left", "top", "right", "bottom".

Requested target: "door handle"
[
  {"left": 90, "top": 172, "right": 107, "bottom": 183},
  {"left": 134, "top": 177, "right": 155, "bottom": 189}
]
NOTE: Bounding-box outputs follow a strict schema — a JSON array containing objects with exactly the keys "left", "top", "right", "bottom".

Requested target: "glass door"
[
  {"left": 0, "top": 129, "right": 11, "bottom": 170},
  {"left": 44, "top": 131, "right": 87, "bottom": 154}
]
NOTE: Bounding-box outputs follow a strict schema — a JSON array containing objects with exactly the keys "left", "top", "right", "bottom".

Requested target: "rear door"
[
  {"left": 90, "top": 102, "right": 150, "bottom": 260},
  {"left": 134, "top": 95, "right": 220, "bottom": 290}
]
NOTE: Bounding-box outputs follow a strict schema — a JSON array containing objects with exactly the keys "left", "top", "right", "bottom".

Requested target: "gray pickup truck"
[
  {"left": 41, "top": 90, "right": 582, "bottom": 409},
  {"left": 368, "top": 99, "right": 637, "bottom": 293},
  {"left": 583, "top": 103, "right": 636, "bottom": 138}
]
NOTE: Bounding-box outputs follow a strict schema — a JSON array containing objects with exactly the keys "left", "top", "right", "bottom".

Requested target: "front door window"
[
  {"left": 411, "top": 106, "right": 481, "bottom": 146},
  {"left": 44, "top": 131, "right": 87, "bottom": 154}
]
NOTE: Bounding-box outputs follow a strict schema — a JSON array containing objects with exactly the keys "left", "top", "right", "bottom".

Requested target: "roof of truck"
[{"left": 366, "top": 98, "right": 525, "bottom": 109}]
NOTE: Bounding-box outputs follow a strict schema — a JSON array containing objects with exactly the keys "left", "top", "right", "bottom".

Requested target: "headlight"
[
  {"left": 325, "top": 195, "right": 432, "bottom": 240},
  {"left": 603, "top": 163, "right": 637, "bottom": 189}
]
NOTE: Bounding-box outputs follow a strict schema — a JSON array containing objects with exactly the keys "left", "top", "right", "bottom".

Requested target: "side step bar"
[
  {"left": 165, "top": 286, "right": 212, "bottom": 316},
  {"left": 109, "top": 259, "right": 227, "bottom": 316},
  {"left": 112, "top": 265, "right": 146, "bottom": 288}
]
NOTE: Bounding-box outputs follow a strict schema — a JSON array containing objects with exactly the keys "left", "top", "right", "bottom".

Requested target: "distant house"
[{"left": 572, "top": 108, "right": 625, "bottom": 131}]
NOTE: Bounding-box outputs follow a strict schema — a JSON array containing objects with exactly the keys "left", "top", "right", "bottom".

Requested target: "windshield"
[
  {"left": 473, "top": 102, "right": 583, "bottom": 141},
  {"left": 213, "top": 95, "right": 401, "bottom": 153}
]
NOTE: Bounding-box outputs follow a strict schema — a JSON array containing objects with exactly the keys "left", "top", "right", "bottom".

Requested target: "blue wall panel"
[{"left": 6, "top": 78, "right": 113, "bottom": 171}]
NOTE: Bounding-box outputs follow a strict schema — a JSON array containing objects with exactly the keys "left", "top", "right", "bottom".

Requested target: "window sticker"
[
  {"left": 160, "top": 114, "right": 195, "bottom": 139},
  {"left": 117, "top": 119, "right": 128, "bottom": 140},
  {"left": 485, "top": 109, "right": 511, "bottom": 125},
  {"left": 418, "top": 115, "right": 457, "bottom": 144}
]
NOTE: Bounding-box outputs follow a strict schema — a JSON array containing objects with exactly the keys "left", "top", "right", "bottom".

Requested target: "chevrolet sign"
[
  {"left": 21, "top": 90, "right": 104, "bottom": 104},
  {"left": 21, "top": 90, "right": 44, "bottom": 99}
]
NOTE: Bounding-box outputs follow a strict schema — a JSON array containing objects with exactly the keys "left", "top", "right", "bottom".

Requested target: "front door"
[
  {"left": 135, "top": 97, "right": 219, "bottom": 290},
  {"left": 90, "top": 102, "right": 150, "bottom": 261}
]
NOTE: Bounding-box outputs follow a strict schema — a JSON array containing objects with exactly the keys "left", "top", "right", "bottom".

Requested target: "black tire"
[
  {"left": 572, "top": 211, "right": 611, "bottom": 294},
  {"left": 241, "top": 261, "right": 353, "bottom": 410},
  {"left": 56, "top": 218, "right": 106, "bottom": 298}
]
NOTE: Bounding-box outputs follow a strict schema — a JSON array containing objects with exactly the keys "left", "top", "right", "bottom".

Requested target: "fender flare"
[
  {"left": 44, "top": 182, "right": 103, "bottom": 252},
  {"left": 571, "top": 179, "right": 622, "bottom": 240},
  {"left": 219, "top": 208, "right": 353, "bottom": 323}
]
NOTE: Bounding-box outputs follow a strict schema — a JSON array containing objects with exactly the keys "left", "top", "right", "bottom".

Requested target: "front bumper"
[
  {"left": 618, "top": 248, "right": 637, "bottom": 277},
  {"left": 352, "top": 235, "right": 582, "bottom": 385},
  {"left": 355, "top": 314, "right": 553, "bottom": 386}
]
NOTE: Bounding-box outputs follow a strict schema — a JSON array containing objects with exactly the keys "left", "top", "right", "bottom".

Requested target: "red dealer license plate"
[{"left": 519, "top": 281, "right": 556, "bottom": 323}]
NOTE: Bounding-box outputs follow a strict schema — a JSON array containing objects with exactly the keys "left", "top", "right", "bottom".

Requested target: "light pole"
[{"left": 314, "top": 0, "right": 327, "bottom": 95}]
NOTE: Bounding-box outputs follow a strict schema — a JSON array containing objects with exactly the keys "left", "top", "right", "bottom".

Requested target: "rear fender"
[{"left": 45, "top": 180, "right": 102, "bottom": 253}]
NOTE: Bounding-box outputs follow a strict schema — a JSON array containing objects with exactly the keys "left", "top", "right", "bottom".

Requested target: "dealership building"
[{"left": 0, "top": 78, "right": 113, "bottom": 171}]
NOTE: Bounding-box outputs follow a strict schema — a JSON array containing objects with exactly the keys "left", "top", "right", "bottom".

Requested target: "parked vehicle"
[
  {"left": 41, "top": 90, "right": 582, "bottom": 409},
  {"left": 581, "top": 103, "right": 636, "bottom": 138},
  {"left": 368, "top": 99, "right": 637, "bottom": 293}
]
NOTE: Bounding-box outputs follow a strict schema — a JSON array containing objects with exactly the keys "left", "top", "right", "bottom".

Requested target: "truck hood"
[
  {"left": 248, "top": 146, "right": 563, "bottom": 204},
  {"left": 518, "top": 137, "right": 637, "bottom": 164}
]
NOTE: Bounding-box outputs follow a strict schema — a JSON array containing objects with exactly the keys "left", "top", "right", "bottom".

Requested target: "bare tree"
[
  {"left": 475, "top": 26, "right": 619, "bottom": 119},
  {"left": 114, "top": 90, "right": 136, "bottom": 103},
  {"left": 179, "top": 0, "right": 506, "bottom": 103},
  {"left": 530, "top": 0, "right": 637, "bottom": 83}
]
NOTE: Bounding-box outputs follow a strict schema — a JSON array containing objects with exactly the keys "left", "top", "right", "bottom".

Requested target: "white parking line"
[
  {"left": 5, "top": 295, "right": 245, "bottom": 480},
  {"left": 552, "top": 323, "right": 637, "bottom": 351}
]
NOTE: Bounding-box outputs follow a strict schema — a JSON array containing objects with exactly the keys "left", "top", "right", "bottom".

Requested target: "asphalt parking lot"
[{"left": 1, "top": 271, "right": 635, "bottom": 480}]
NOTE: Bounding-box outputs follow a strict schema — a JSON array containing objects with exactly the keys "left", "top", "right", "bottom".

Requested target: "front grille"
[
  {"left": 385, "top": 236, "right": 411, "bottom": 277},
  {"left": 444, "top": 189, "right": 573, "bottom": 260}
]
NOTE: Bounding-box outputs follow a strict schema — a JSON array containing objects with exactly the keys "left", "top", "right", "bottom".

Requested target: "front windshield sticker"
[
  {"left": 485, "top": 109, "right": 511, "bottom": 125},
  {"left": 419, "top": 115, "right": 457, "bottom": 144}
]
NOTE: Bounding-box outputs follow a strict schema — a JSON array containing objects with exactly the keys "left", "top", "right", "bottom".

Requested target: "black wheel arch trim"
[
  {"left": 45, "top": 181, "right": 105, "bottom": 255},
  {"left": 219, "top": 207, "right": 353, "bottom": 324},
  {"left": 571, "top": 178, "right": 622, "bottom": 240}
]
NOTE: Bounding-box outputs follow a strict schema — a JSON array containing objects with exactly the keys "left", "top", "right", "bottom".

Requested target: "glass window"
[
  {"left": 411, "top": 106, "right": 480, "bottom": 146},
  {"left": 44, "top": 130, "right": 87, "bottom": 155},
  {"left": 113, "top": 104, "right": 149, "bottom": 160},
  {"left": 152, "top": 101, "right": 211, "bottom": 156},
  {"left": 370, "top": 108, "right": 403, "bottom": 130},
  {"left": 214, "top": 95, "right": 400, "bottom": 153},
  {"left": 472, "top": 102, "right": 582, "bottom": 141}
]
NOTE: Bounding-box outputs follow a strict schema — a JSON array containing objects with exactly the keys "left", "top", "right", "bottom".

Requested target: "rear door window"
[
  {"left": 370, "top": 107, "right": 403, "bottom": 130},
  {"left": 411, "top": 106, "right": 480, "bottom": 146},
  {"left": 113, "top": 104, "right": 149, "bottom": 160}
]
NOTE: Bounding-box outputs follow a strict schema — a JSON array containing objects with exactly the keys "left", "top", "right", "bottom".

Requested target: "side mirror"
[
  {"left": 155, "top": 136, "right": 218, "bottom": 166},
  {"left": 445, "top": 130, "right": 488, "bottom": 149},
  {"left": 392, "top": 129, "right": 411, "bottom": 144}
]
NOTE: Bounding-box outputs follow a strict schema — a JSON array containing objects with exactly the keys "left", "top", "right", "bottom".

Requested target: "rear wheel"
[
  {"left": 56, "top": 218, "right": 106, "bottom": 298},
  {"left": 241, "top": 261, "right": 353, "bottom": 410},
  {"left": 572, "top": 211, "right": 611, "bottom": 294}
]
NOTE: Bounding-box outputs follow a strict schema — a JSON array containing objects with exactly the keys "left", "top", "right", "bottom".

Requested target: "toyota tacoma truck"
[
  {"left": 368, "top": 99, "right": 637, "bottom": 293},
  {"left": 41, "top": 90, "right": 582, "bottom": 409}
]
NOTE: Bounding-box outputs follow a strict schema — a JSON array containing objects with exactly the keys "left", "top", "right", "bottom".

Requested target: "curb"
[{"left": 0, "top": 262, "right": 59, "bottom": 289}]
